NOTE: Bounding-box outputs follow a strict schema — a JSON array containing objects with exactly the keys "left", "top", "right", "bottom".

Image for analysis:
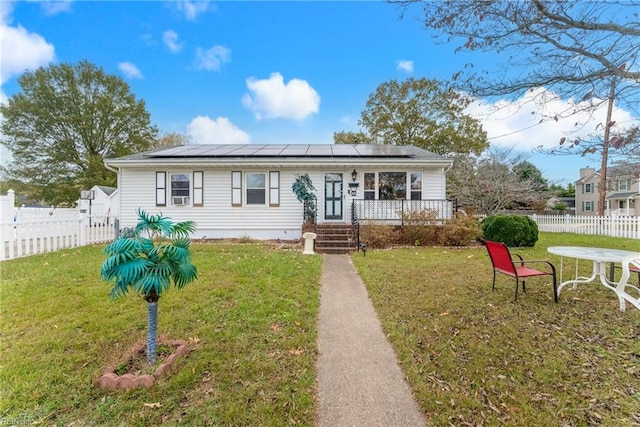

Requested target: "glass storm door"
[{"left": 324, "top": 173, "right": 343, "bottom": 220}]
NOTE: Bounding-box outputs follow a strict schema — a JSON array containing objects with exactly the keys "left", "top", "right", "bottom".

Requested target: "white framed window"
[
  {"left": 583, "top": 201, "right": 594, "bottom": 212},
  {"left": 246, "top": 172, "right": 266, "bottom": 205},
  {"left": 410, "top": 172, "right": 422, "bottom": 200},
  {"left": 618, "top": 179, "right": 629, "bottom": 191},
  {"left": 193, "top": 171, "right": 203, "bottom": 206},
  {"left": 378, "top": 172, "right": 406, "bottom": 200},
  {"left": 364, "top": 173, "right": 375, "bottom": 200},
  {"left": 583, "top": 183, "right": 593, "bottom": 193},
  {"left": 156, "top": 172, "right": 167, "bottom": 206},
  {"left": 231, "top": 171, "right": 242, "bottom": 206},
  {"left": 269, "top": 171, "right": 280, "bottom": 207},
  {"left": 170, "top": 173, "right": 190, "bottom": 206}
]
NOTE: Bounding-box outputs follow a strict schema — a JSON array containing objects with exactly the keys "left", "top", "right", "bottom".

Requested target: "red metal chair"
[{"left": 482, "top": 240, "right": 558, "bottom": 303}]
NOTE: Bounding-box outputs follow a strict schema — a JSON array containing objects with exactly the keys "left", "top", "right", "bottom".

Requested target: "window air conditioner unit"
[{"left": 172, "top": 196, "right": 189, "bottom": 206}]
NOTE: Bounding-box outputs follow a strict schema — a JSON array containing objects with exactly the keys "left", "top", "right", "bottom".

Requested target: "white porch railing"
[{"left": 0, "top": 214, "right": 117, "bottom": 261}]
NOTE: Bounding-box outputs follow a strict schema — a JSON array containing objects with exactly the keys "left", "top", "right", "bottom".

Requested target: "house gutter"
[
  {"left": 103, "top": 158, "right": 454, "bottom": 169},
  {"left": 104, "top": 162, "right": 119, "bottom": 174}
]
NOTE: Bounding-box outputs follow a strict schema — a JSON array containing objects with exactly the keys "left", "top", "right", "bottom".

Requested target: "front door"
[{"left": 324, "top": 173, "right": 343, "bottom": 220}]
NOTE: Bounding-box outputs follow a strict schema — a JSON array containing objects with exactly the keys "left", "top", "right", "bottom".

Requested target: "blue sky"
[{"left": 2, "top": 0, "right": 635, "bottom": 185}]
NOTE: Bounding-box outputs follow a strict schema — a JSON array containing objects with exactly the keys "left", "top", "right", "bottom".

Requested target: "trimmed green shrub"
[{"left": 481, "top": 214, "right": 538, "bottom": 247}]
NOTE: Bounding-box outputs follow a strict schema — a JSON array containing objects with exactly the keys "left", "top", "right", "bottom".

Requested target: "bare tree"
[
  {"left": 448, "top": 147, "right": 549, "bottom": 215},
  {"left": 393, "top": 0, "right": 640, "bottom": 214},
  {"left": 153, "top": 132, "right": 193, "bottom": 149}
]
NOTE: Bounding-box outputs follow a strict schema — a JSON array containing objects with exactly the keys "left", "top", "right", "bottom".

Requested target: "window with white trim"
[
  {"left": 231, "top": 171, "right": 242, "bottom": 206},
  {"left": 156, "top": 172, "right": 167, "bottom": 206},
  {"left": 618, "top": 179, "right": 629, "bottom": 191},
  {"left": 246, "top": 172, "right": 266, "bottom": 205},
  {"left": 170, "top": 173, "right": 190, "bottom": 206},
  {"left": 378, "top": 172, "right": 406, "bottom": 200},
  {"left": 364, "top": 173, "right": 375, "bottom": 200},
  {"left": 583, "top": 183, "right": 593, "bottom": 193},
  {"left": 193, "top": 171, "right": 203, "bottom": 206},
  {"left": 269, "top": 171, "right": 280, "bottom": 206},
  {"left": 410, "top": 172, "right": 422, "bottom": 200},
  {"left": 583, "top": 201, "right": 594, "bottom": 212}
]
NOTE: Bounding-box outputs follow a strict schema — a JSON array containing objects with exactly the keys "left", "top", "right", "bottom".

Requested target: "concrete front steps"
[{"left": 313, "top": 223, "right": 357, "bottom": 254}]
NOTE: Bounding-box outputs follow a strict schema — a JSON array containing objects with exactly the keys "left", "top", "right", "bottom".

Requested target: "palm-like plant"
[{"left": 101, "top": 208, "right": 197, "bottom": 364}]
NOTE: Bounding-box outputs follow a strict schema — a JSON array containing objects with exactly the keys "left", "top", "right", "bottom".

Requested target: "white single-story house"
[{"left": 104, "top": 144, "right": 454, "bottom": 240}]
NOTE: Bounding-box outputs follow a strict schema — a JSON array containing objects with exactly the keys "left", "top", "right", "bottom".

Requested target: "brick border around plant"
[{"left": 97, "top": 339, "right": 190, "bottom": 390}]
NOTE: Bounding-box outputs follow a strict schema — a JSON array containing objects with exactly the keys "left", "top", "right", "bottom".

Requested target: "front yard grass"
[
  {"left": 352, "top": 233, "right": 640, "bottom": 426},
  {"left": 0, "top": 242, "right": 322, "bottom": 426},
  {"left": 2, "top": 232, "right": 639, "bottom": 426}
]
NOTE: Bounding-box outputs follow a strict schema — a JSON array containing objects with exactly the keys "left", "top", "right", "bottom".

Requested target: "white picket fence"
[
  {"left": 530, "top": 214, "right": 639, "bottom": 239},
  {"left": 1, "top": 212, "right": 637, "bottom": 262},
  {"left": 0, "top": 214, "right": 117, "bottom": 261}
]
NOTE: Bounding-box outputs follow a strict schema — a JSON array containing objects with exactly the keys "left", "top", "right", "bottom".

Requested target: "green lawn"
[
  {"left": 352, "top": 233, "right": 640, "bottom": 426},
  {"left": 0, "top": 242, "right": 322, "bottom": 426},
  {"left": 1, "top": 233, "right": 639, "bottom": 426}
]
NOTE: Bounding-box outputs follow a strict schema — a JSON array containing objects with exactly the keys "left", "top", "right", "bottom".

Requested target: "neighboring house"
[
  {"left": 77, "top": 185, "right": 119, "bottom": 217},
  {"left": 575, "top": 164, "right": 640, "bottom": 216},
  {"left": 546, "top": 196, "right": 576, "bottom": 213},
  {"left": 104, "top": 144, "right": 454, "bottom": 240}
]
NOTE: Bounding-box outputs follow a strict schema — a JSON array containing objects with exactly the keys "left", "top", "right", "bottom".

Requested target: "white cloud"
[
  {"left": 397, "top": 60, "right": 414, "bottom": 73},
  {"left": 118, "top": 62, "right": 144, "bottom": 79},
  {"left": 162, "top": 30, "right": 183, "bottom": 53},
  {"left": 194, "top": 45, "right": 230, "bottom": 71},
  {"left": 186, "top": 116, "right": 250, "bottom": 144},
  {"left": 41, "top": 0, "right": 72, "bottom": 16},
  {"left": 242, "top": 72, "right": 320, "bottom": 121},
  {"left": 467, "top": 87, "right": 639, "bottom": 152},
  {"left": 173, "top": 0, "right": 212, "bottom": 21},
  {"left": 0, "top": 13, "right": 55, "bottom": 83}
]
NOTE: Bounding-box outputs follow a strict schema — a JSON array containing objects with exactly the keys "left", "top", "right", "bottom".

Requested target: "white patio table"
[{"left": 547, "top": 246, "right": 640, "bottom": 312}]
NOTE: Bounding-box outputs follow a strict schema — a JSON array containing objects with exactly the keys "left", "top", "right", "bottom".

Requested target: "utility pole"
[{"left": 598, "top": 77, "right": 616, "bottom": 216}]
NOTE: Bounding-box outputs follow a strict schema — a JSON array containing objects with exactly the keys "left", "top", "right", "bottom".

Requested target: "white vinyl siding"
[{"left": 117, "top": 166, "right": 449, "bottom": 239}]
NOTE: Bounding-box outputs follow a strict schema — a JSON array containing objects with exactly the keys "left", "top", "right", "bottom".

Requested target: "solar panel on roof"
[
  {"left": 255, "top": 145, "right": 288, "bottom": 156},
  {"left": 229, "top": 145, "right": 264, "bottom": 155},
  {"left": 330, "top": 145, "right": 360, "bottom": 156},
  {"left": 198, "top": 146, "right": 235, "bottom": 155},
  {"left": 144, "top": 143, "right": 422, "bottom": 159},
  {"left": 306, "top": 145, "right": 333, "bottom": 156},
  {"left": 279, "top": 145, "right": 309, "bottom": 156},
  {"left": 147, "top": 145, "right": 204, "bottom": 157}
]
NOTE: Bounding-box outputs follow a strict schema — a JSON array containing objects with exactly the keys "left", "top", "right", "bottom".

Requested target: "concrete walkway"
[{"left": 316, "top": 254, "right": 426, "bottom": 427}]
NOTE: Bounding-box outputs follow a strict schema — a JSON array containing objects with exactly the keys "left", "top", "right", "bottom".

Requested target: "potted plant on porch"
[
  {"left": 292, "top": 173, "right": 317, "bottom": 226},
  {"left": 98, "top": 208, "right": 197, "bottom": 389}
]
